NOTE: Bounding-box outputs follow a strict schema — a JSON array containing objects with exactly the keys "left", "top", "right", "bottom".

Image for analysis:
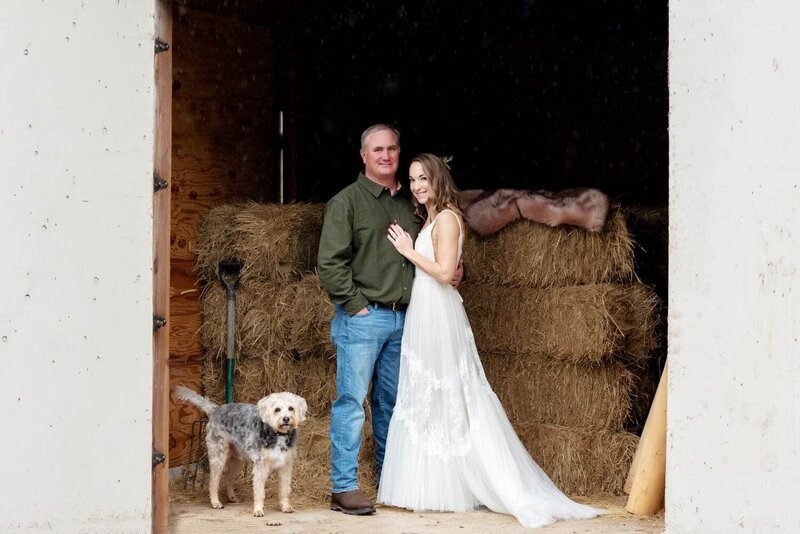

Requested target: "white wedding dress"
[{"left": 378, "top": 210, "right": 602, "bottom": 528}]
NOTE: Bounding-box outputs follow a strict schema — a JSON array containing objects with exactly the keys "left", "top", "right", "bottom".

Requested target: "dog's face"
[{"left": 257, "top": 392, "right": 307, "bottom": 433}]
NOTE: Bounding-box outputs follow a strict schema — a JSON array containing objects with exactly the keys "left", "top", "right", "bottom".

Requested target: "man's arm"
[{"left": 317, "top": 198, "right": 368, "bottom": 316}]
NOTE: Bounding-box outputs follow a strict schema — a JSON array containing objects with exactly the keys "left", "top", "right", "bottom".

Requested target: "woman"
[{"left": 378, "top": 154, "right": 602, "bottom": 528}]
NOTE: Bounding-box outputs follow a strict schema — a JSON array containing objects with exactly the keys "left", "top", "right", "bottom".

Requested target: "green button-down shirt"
[{"left": 318, "top": 173, "right": 421, "bottom": 316}]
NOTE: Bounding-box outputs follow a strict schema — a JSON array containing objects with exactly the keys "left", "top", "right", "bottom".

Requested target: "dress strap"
[{"left": 432, "top": 209, "right": 463, "bottom": 237}]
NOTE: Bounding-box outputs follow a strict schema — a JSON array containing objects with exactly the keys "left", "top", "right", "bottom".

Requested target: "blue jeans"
[{"left": 330, "top": 303, "right": 404, "bottom": 493}]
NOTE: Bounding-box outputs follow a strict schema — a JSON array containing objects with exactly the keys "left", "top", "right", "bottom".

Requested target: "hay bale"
[
  {"left": 190, "top": 357, "right": 632, "bottom": 503},
  {"left": 202, "top": 351, "right": 337, "bottom": 417},
  {"left": 461, "top": 207, "right": 635, "bottom": 288},
  {"left": 482, "top": 355, "right": 634, "bottom": 430},
  {"left": 200, "top": 281, "right": 296, "bottom": 361},
  {"left": 605, "top": 283, "right": 662, "bottom": 363},
  {"left": 202, "top": 356, "right": 268, "bottom": 406},
  {"left": 233, "top": 202, "right": 325, "bottom": 282},
  {"left": 195, "top": 202, "right": 325, "bottom": 284},
  {"left": 171, "top": 417, "right": 630, "bottom": 504},
  {"left": 516, "top": 422, "right": 639, "bottom": 495},
  {"left": 194, "top": 203, "right": 248, "bottom": 283},
  {"left": 461, "top": 282, "right": 659, "bottom": 365},
  {"left": 625, "top": 368, "right": 660, "bottom": 434},
  {"left": 291, "top": 414, "right": 378, "bottom": 504},
  {"left": 291, "top": 274, "right": 335, "bottom": 358}
]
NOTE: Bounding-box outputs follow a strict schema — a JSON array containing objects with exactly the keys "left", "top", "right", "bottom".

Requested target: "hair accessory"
[{"left": 441, "top": 155, "right": 454, "bottom": 170}]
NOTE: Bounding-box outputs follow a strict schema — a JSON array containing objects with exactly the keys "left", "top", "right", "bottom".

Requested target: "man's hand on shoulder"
[{"left": 451, "top": 259, "right": 465, "bottom": 289}]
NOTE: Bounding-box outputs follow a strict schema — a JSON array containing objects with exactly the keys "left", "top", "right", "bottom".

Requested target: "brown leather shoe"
[{"left": 330, "top": 489, "right": 376, "bottom": 515}]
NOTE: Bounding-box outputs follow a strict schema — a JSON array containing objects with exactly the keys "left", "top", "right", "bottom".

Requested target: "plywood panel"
[
  {"left": 170, "top": 269, "right": 203, "bottom": 365},
  {"left": 169, "top": 360, "right": 205, "bottom": 466},
  {"left": 169, "top": 5, "right": 275, "bottom": 466}
]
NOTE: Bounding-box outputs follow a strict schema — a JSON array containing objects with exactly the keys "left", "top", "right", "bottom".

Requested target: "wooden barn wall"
[{"left": 169, "top": 5, "right": 275, "bottom": 466}]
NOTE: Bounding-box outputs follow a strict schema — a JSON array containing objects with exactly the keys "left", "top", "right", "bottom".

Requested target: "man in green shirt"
[{"left": 318, "top": 124, "right": 418, "bottom": 515}]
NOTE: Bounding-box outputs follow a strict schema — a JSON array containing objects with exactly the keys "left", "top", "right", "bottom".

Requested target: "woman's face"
[{"left": 408, "top": 161, "right": 434, "bottom": 207}]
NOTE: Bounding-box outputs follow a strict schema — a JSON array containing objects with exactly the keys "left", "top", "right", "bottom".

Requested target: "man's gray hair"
[{"left": 360, "top": 124, "right": 401, "bottom": 150}]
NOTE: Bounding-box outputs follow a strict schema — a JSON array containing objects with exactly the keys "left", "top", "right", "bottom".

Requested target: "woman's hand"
[{"left": 387, "top": 224, "right": 414, "bottom": 256}]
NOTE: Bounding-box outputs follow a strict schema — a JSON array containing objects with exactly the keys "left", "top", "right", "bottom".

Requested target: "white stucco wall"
[
  {"left": 0, "top": 2, "right": 155, "bottom": 532},
  {"left": 668, "top": 2, "right": 800, "bottom": 533}
]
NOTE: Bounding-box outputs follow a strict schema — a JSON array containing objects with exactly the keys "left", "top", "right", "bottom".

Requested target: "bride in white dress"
[{"left": 378, "top": 154, "right": 602, "bottom": 528}]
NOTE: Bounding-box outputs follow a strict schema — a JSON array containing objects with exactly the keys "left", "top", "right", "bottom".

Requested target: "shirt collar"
[{"left": 357, "top": 172, "right": 401, "bottom": 198}]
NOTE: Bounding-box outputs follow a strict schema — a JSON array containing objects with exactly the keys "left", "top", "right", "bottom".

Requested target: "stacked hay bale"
[
  {"left": 195, "top": 202, "right": 370, "bottom": 504},
  {"left": 621, "top": 204, "right": 669, "bottom": 432},
  {"left": 193, "top": 202, "right": 660, "bottom": 503},
  {"left": 459, "top": 207, "right": 661, "bottom": 494}
]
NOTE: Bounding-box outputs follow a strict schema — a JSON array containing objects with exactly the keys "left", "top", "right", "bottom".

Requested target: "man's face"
[{"left": 361, "top": 129, "right": 400, "bottom": 182}]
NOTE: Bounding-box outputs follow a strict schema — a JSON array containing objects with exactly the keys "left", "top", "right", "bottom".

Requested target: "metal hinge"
[
  {"left": 153, "top": 447, "right": 166, "bottom": 468},
  {"left": 154, "top": 174, "right": 168, "bottom": 192},
  {"left": 153, "top": 315, "right": 167, "bottom": 331},
  {"left": 154, "top": 38, "right": 169, "bottom": 54}
]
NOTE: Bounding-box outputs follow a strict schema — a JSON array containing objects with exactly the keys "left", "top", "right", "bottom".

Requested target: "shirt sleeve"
[{"left": 317, "top": 197, "right": 368, "bottom": 316}]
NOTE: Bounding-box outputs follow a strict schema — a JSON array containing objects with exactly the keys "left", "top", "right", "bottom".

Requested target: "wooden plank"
[
  {"left": 153, "top": 0, "right": 172, "bottom": 531},
  {"left": 625, "top": 362, "right": 667, "bottom": 515},
  {"left": 169, "top": 5, "right": 276, "bottom": 467}
]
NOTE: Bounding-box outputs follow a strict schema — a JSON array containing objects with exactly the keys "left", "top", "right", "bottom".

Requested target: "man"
[{"left": 317, "top": 124, "right": 417, "bottom": 515}]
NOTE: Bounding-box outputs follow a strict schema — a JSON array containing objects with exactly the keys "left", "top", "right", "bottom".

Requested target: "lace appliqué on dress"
[{"left": 392, "top": 346, "right": 472, "bottom": 460}]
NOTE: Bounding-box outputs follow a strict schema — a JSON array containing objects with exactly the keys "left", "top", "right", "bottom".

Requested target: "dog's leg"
[
  {"left": 277, "top": 460, "right": 295, "bottom": 513},
  {"left": 225, "top": 449, "right": 245, "bottom": 503},
  {"left": 206, "top": 434, "right": 229, "bottom": 510},
  {"left": 251, "top": 459, "right": 270, "bottom": 517}
]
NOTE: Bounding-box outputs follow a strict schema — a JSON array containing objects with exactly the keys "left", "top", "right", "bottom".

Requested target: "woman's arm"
[{"left": 387, "top": 211, "right": 461, "bottom": 285}]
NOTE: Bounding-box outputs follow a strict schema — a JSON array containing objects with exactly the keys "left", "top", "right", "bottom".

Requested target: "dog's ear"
[
  {"left": 294, "top": 395, "right": 308, "bottom": 423},
  {"left": 257, "top": 394, "right": 276, "bottom": 422}
]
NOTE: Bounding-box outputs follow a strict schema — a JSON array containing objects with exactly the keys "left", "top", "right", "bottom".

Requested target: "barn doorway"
[{"left": 165, "top": 0, "right": 668, "bottom": 522}]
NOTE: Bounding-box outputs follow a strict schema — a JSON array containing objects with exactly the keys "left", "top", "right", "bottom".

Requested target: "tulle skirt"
[{"left": 378, "top": 276, "right": 602, "bottom": 528}]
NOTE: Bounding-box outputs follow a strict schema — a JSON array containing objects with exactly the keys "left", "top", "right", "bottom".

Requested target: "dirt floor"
[{"left": 169, "top": 495, "right": 664, "bottom": 534}]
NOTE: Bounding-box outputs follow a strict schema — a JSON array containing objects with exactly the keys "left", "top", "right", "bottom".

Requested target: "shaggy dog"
[{"left": 174, "top": 386, "right": 307, "bottom": 516}]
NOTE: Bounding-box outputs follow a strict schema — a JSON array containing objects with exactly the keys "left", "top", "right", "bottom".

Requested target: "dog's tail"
[{"left": 173, "top": 385, "right": 217, "bottom": 415}]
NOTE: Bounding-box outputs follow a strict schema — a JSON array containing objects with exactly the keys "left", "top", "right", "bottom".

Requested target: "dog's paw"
[
  {"left": 227, "top": 493, "right": 240, "bottom": 503},
  {"left": 211, "top": 501, "right": 224, "bottom": 510},
  {"left": 280, "top": 503, "right": 295, "bottom": 513},
  {"left": 253, "top": 508, "right": 265, "bottom": 517}
]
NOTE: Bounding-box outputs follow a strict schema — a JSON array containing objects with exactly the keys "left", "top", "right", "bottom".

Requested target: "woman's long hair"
[{"left": 410, "top": 153, "right": 463, "bottom": 222}]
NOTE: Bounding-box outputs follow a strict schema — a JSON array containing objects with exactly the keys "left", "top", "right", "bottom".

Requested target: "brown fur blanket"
[{"left": 456, "top": 188, "right": 610, "bottom": 235}]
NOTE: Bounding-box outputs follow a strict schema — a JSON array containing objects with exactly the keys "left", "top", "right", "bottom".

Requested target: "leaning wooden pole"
[
  {"left": 625, "top": 361, "right": 667, "bottom": 516},
  {"left": 623, "top": 432, "right": 643, "bottom": 494}
]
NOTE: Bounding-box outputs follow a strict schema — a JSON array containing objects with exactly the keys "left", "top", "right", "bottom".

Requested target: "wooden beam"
[{"left": 153, "top": 0, "right": 172, "bottom": 532}]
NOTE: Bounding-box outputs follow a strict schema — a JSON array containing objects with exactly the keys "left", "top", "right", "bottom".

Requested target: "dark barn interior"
[
  {"left": 287, "top": 1, "right": 668, "bottom": 205},
  {"left": 169, "top": 0, "right": 668, "bottom": 467}
]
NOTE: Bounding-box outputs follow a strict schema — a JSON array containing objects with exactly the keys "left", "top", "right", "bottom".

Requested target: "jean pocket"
[{"left": 352, "top": 305, "right": 372, "bottom": 318}]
